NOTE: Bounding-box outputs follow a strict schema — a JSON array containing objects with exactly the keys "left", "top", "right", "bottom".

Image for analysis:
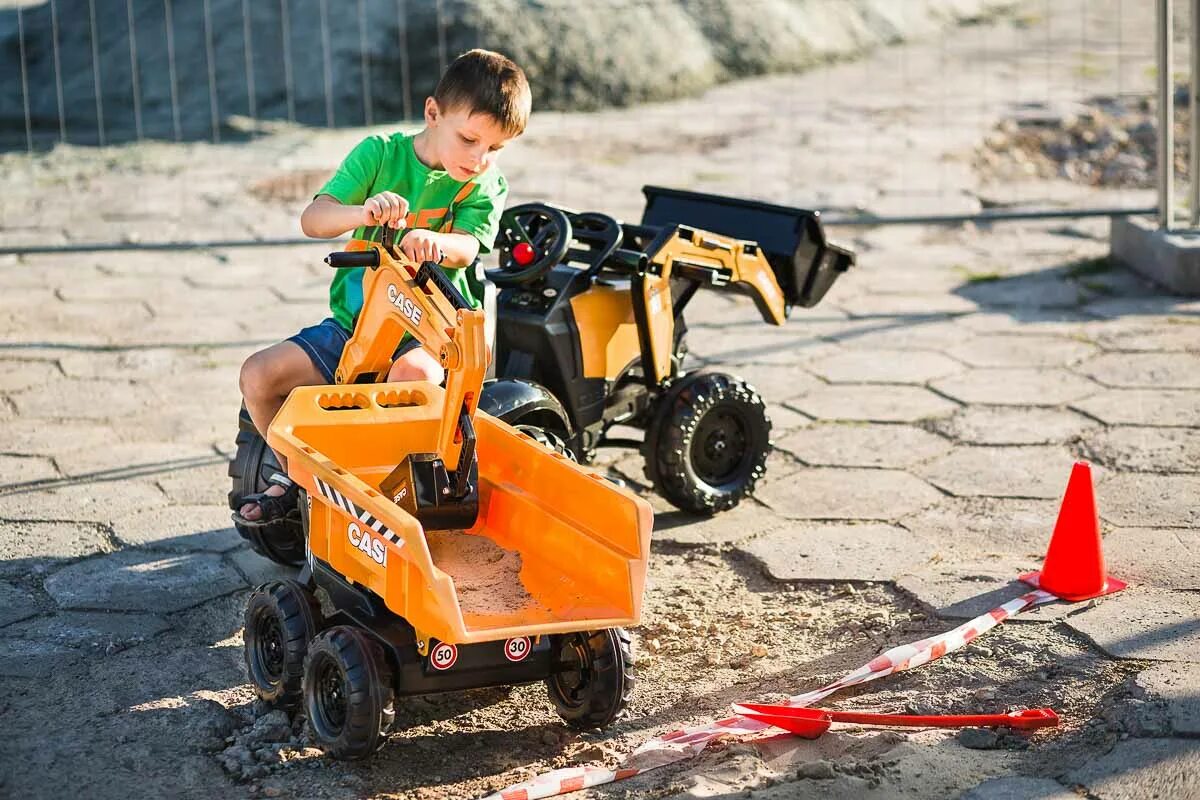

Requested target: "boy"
[{"left": 235, "top": 49, "right": 531, "bottom": 526}]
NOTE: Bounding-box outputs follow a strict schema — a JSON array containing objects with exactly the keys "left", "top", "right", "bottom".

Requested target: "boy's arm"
[
  {"left": 400, "top": 229, "right": 480, "bottom": 267},
  {"left": 301, "top": 193, "right": 409, "bottom": 239}
]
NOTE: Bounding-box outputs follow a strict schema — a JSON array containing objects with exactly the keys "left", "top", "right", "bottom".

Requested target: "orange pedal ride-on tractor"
[
  {"left": 229, "top": 186, "right": 853, "bottom": 565},
  {"left": 242, "top": 229, "right": 654, "bottom": 758}
]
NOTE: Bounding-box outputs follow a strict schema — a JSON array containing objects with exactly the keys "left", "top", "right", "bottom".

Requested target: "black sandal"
[{"left": 232, "top": 472, "right": 301, "bottom": 528}]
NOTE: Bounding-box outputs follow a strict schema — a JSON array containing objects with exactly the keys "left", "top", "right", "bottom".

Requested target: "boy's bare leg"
[
  {"left": 238, "top": 340, "right": 325, "bottom": 520},
  {"left": 386, "top": 346, "right": 445, "bottom": 383}
]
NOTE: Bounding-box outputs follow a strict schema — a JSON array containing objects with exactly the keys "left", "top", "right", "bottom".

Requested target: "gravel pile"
[{"left": 975, "top": 91, "right": 1189, "bottom": 188}]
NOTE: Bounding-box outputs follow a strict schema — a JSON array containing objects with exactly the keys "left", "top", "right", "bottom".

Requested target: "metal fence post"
[
  {"left": 1191, "top": 0, "right": 1200, "bottom": 227},
  {"left": 1160, "top": 0, "right": 1175, "bottom": 230}
]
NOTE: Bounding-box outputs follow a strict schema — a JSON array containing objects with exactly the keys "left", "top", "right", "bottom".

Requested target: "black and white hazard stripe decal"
[{"left": 312, "top": 476, "right": 405, "bottom": 549}]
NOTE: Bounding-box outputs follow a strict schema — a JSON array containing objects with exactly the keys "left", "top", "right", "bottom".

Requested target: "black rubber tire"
[
  {"left": 644, "top": 372, "right": 771, "bottom": 515},
  {"left": 303, "top": 626, "right": 395, "bottom": 759},
  {"left": 515, "top": 422, "right": 575, "bottom": 461},
  {"left": 228, "top": 404, "right": 306, "bottom": 566},
  {"left": 546, "top": 628, "right": 635, "bottom": 730},
  {"left": 244, "top": 580, "right": 322, "bottom": 708}
]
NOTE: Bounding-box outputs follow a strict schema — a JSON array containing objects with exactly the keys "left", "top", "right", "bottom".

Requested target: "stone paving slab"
[
  {"left": 1065, "top": 738, "right": 1200, "bottom": 799},
  {"left": 652, "top": 500, "right": 790, "bottom": 546},
  {"left": 899, "top": 496, "right": 1060, "bottom": 559},
  {"left": 930, "top": 406, "right": 1099, "bottom": 445},
  {"left": 43, "top": 550, "right": 246, "bottom": 614},
  {"left": 1082, "top": 427, "right": 1200, "bottom": 474},
  {"left": 0, "top": 453, "right": 60, "bottom": 486},
  {"left": 156, "top": 460, "right": 238, "bottom": 506},
  {"left": 0, "top": 580, "right": 40, "bottom": 628},
  {"left": 109, "top": 505, "right": 242, "bottom": 552},
  {"left": 930, "top": 368, "right": 1099, "bottom": 406},
  {"left": 896, "top": 572, "right": 1076, "bottom": 622},
  {"left": 9, "top": 377, "right": 164, "bottom": 421},
  {"left": 1079, "top": 352, "right": 1200, "bottom": 390},
  {"left": 954, "top": 274, "right": 1093, "bottom": 310},
  {"left": 944, "top": 335, "right": 1097, "bottom": 368},
  {"left": 54, "top": 441, "right": 220, "bottom": 480},
  {"left": 774, "top": 423, "right": 952, "bottom": 469},
  {"left": 952, "top": 310, "right": 1098, "bottom": 337},
  {"left": 826, "top": 318, "right": 969, "bottom": 352},
  {"left": 0, "top": 520, "right": 114, "bottom": 575},
  {"left": 226, "top": 548, "right": 299, "bottom": 588},
  {"left": 0, "top": 481, "right": 168, "bottom": 523},
  {"left": 1097, "top": 473, "right": 1200, "bottom": 528},
  {"left": 1092, "top": 323, "right": 1200, "bottom": 352},
  {"left": 1072, "top": 388, "right": 1200, "bottom": 427},
  {"left": 755, "top": 465, "right": 943, "bottom": 520},
  {"left": 0, "top": 417, "right": 128, "bottom": 457},
  {"left": 714, "top": 362, "right": 823, "bottom": 405},
  {"left": 1134, "top": 663, "right": 1200, "bottom": 736},
  {"left": 1081, "top": 295, "right": 1200, "bottom": 320},
  {"left": 0, "top": 610, "right": 171, "bottom": 650},
  {"left": 1065, "top": 587, "right": 1200, "bottom": 662},
  {"left": 0, "top": 359, "right": 62, "bottom": 393},
  {"left": 745, "top": 523, "right": 930, "bottom": 582},
  {"left": 1104, "top": 528, "right": 1200, "bottom": 591},
  {"left": 790, "top": 384, "right": 959, "bottom": 423},
  {"left": 804, "top": 348, "right": 963, "bottom": 384},
  {"left": 916, "top": 447, "right": 1078, "bottom": 499}
]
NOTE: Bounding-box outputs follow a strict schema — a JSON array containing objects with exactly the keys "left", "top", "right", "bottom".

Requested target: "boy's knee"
[
  {"left": 388, "top": 359, "right": 444, "bottom": 384},
  {"left": 239, "top": 350, "right": 277, "bottom": 399}
]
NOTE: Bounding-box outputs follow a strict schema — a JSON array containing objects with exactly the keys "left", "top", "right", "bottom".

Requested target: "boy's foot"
[{"left": 234, "top": 473, "right": 301, "bottom": 527}]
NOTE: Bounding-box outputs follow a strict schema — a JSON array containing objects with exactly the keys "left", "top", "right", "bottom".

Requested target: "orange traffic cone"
[{"left": 1019, "top": 461, "right": 1126, "bottom": 601}]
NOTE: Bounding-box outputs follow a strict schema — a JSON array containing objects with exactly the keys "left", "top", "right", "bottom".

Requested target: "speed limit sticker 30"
[{"left": 504, "top": 636, "right": 531, "bottom": 662}]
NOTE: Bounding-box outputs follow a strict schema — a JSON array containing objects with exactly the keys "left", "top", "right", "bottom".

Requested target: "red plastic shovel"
[{"left": 733, "top": 703, "right": 1060, "bottom": 740}]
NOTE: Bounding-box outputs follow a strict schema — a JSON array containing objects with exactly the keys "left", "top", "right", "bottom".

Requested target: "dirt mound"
[
  {"left": 975, "top": 91, "right": 1188, "bottom": 188},
  {"left": 0, "top": 0, "right": 1014, "bottom": 147}
]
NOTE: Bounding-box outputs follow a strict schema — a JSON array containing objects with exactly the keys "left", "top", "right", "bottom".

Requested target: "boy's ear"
[{"left": 424, "top": 97, "right": 440, "bottom": 126}]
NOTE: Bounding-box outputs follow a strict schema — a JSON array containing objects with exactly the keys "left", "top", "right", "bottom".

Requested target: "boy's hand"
[
  {"left": 363, "top": 191, "right": 409, "bottom": 229},
  {"left": 400, "top": 229, "right": 444, "bottom": 264}
]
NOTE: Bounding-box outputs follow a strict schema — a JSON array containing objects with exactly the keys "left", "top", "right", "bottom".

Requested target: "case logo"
[
  {"left": 347, "top": 521, "right": 387, "bottom": 566},
  {"left": 387, "top": 284, "right": 423, "bottom": 326}
]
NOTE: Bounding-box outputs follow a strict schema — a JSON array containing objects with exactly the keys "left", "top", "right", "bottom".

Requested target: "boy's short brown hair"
[{"left": 434, "top": 49, "right": 531, "bottom": 137}]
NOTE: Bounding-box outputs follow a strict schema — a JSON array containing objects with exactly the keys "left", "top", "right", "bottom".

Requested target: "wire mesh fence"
[{"left": 0, "top": 0, "right": 1174, "bottom": 238}]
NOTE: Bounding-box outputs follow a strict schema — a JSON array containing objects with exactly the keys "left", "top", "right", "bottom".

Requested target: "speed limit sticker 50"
[
  {"left": 503, "top": 636, "right": 531, "bottom": 662},
  {"left": 429, "top": 642, "right": 458, "bottom": 671}
]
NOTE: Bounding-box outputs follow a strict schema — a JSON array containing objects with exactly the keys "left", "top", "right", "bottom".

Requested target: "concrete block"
[{"left": 1110, "top": 215, "right": 1200, "bottom": 296}]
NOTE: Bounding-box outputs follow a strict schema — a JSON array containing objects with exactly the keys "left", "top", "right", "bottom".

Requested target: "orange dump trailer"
[{"left": 268, "top": 381, "right": 653, "bottom": 646}]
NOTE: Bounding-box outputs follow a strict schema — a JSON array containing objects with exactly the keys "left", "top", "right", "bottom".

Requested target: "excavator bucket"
[{"left": 268, "top": 382, "right": 653, "bottom": 646}]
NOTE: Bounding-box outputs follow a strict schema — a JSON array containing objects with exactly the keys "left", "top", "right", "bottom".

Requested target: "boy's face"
[{"left": 425, "top": 98, "right": 516, "bottom": 182}]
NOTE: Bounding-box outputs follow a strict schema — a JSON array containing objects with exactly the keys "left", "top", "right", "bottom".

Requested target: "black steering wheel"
[{"left": 487, "top": 204, "right": 573, "bottom": 287}]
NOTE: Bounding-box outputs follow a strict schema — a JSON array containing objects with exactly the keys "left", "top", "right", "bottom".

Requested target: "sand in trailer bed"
[{"left": 426, "top": 529, "right": 539, "bottom": 615}]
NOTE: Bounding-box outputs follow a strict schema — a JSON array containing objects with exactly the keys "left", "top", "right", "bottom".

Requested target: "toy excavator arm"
[
  {"left": 325, "top": 232, "right": 487, "bottom": 476},
  {"left": 628, "top": 225, "right": 788, "bottom": 385}
]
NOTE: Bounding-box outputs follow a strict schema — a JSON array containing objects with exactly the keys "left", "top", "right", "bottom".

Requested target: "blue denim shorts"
[{"left": 288, "top": 317, "right": 421, "bottom": 383}]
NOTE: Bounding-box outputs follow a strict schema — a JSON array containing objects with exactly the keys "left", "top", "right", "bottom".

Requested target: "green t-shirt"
[{"left": 317, "top": 131, "right": 508, "bottom": 331}]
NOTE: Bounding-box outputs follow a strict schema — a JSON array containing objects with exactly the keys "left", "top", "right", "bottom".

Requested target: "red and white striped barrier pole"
[{"left": 482, "top": 588, "right": 1057, "bottom": 800}]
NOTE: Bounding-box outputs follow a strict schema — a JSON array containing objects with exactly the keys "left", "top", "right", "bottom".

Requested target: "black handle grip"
[
  {"left": 325, "top": 250, "right": 380, "bottom": 269},
  {"left": 607, "top": 248, "right": 649, "bottom": 273},
  {"left": 415, "top": 262, "right": 472, "bottom": 310}
]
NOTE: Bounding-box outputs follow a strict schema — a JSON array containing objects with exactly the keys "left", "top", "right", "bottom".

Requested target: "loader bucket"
[
  {"left": 641, "top": 185, "right": 855, "bottom": 309},
  {"left": 268, "top": 383, "right": 653, "bottom": 646}
]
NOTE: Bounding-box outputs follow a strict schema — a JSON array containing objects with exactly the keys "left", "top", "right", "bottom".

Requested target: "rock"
[
  {"left": 245, "top": 710, "right": 293, "bottom": 745},
  {"left": 959, "top": 728, "right": 1000, "bottom": 750},
  {"left": 797, "top": 760, "right": 837, "bottom": 780}
]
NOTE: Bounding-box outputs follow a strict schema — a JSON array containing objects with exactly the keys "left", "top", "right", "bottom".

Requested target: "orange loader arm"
[{"left": 326, "top": 234, "right": 486, "bottom": 474}]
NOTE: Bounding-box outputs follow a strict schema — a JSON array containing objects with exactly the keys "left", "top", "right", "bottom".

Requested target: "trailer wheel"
[
  {"left": 228, "top": 405, "right": 306, "bottom": 566},
  {"left": 244, "top": 580, "right": 322, "bottom": 708},
  {"left": 303, "top": 627, "right": 395, "bottom": 759},
  {"left": 547, "top": 628, "right": 634, "bottom": 730},
  {"left": 645, "top": 372, "right": 770, "bottom": 515}
]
